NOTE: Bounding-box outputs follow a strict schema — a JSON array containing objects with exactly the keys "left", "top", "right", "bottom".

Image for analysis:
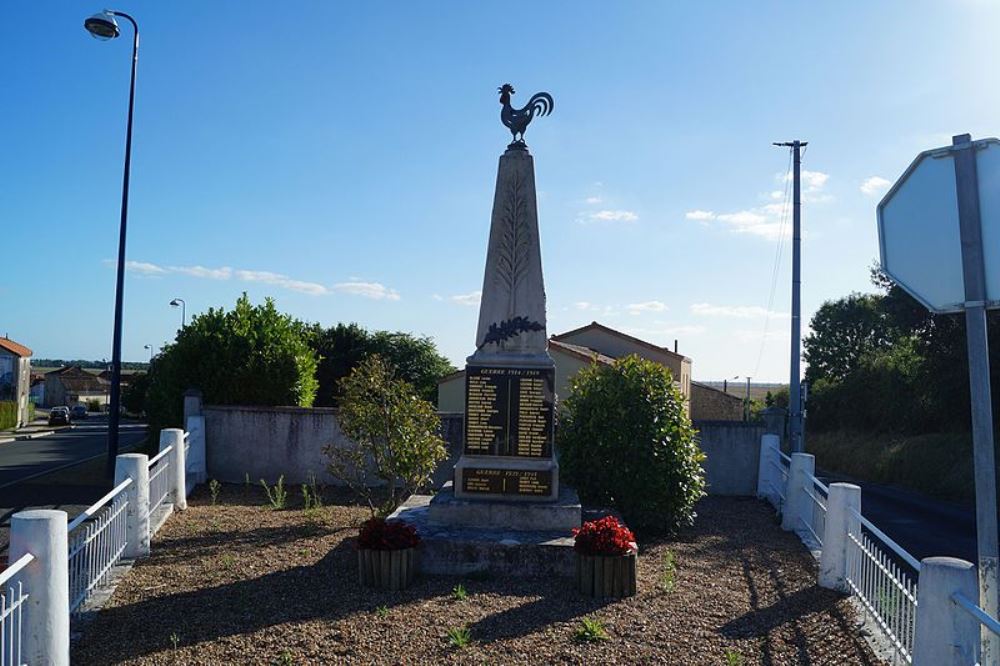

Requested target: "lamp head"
[
  {"left": 170, "top": 299, "right": 182, "bottom": 307},
  {"left": 84, "top": 11, "right": 119, "bottom": 40}
]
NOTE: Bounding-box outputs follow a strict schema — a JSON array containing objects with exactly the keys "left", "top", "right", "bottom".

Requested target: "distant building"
[
  {"left": 437, "top": 321, "right": 737, "bottom": 418},
  {"left": 0, "top": 337, "right": 33, "bottom": 427},
  {"left": 29, "top": 375, "right": 45, "bottom": 406},
  {"left": 690, "top": 381, "right": 745, "bottom": 421},
  {"left": 44, "top": 366, "right": 108, "bottom": 408}
]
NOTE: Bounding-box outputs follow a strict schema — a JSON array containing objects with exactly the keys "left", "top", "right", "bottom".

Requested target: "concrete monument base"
[
  {"left": 429, "top": 481, "right": 581, "bottom": 531},
  {"left": 390, "top": 492, "right": 578, "bottom": 578}
]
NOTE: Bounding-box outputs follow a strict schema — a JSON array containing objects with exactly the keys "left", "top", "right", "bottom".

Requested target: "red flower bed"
[
  {"left": 357, "top": 517, "right": 421, "bottom": 551},
  {"left": 573, "top": 515, "right": 638, "bottom": 556}
]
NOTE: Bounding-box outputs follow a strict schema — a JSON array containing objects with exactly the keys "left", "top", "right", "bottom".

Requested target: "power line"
[{"left": 752, "top": 148, "right": 794, "bottom": 378}]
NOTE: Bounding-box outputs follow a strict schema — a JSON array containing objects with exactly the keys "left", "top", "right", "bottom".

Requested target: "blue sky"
[{"left": 4, "top": 1, "right": 1000, "bottom": 380}]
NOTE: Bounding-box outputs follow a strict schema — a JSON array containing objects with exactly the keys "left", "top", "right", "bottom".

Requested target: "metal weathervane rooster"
[{"left": 498, "top": 83, "right": 554, "bottom": 146}]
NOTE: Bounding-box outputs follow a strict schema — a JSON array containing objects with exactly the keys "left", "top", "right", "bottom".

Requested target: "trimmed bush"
[
  {"left": 558, "top": 355, "right": 705, "bottom": 533},
  {"left": 0, "top": 401, "right": 16, "bottom": 430}
]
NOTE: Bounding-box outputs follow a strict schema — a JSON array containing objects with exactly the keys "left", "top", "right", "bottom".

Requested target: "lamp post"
[
  {"left": 733, "top": 375, "right": 752, "bottom": 421},
  {"left": 170, "top": 298, "right": 186, "bottom": 328},
  {"left": 85, "top": 9, "right": 139, "bottom": 476},
  {"left": 143, "top": 344, "right": 153, "bottom": 362}
]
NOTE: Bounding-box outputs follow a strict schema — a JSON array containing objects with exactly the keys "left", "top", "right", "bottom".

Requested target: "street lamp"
[
  {"left": 170, "top": 298, "right": 186, "bottom": 328},
  {"left": 143, "top": 344, "right": 153, "bottom": 362},
  {"left": 85, "top": 8, "right": 139, "bottom": 476},
  {"left": 733, "top": 375, "right": 751, "bottom": 421}
]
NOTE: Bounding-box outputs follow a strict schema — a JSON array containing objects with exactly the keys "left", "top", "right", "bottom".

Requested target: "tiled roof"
[
  {"left": 551, "top": 321, "right": 691, "bottom": 362},
  {"left": 548, "top": 339, "right": 615, "bottom": 365},
  {"left": 0, "top": 338, "right": 32, "bottom": 358}
]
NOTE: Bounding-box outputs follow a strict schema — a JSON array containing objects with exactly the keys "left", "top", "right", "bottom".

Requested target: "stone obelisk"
[{"left": 452, "top": 85, "right": 560, "bottom": 502}]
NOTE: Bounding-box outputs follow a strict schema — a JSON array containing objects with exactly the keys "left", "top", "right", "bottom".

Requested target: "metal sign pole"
[{"left": 953, "top": 133, "right": 1000, "bottom": 664}]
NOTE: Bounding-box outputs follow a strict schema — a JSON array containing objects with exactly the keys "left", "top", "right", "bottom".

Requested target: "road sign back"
[{"left": 878, "top": 138, "right": 1000, "bottom": 313}]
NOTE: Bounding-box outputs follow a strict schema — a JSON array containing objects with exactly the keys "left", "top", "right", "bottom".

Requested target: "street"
[
  {"left": 820, "top": 470, "right": 978, "bottom": 567},
  {"left": 0, "top": 415, "right": 148, "bottom": 551}
]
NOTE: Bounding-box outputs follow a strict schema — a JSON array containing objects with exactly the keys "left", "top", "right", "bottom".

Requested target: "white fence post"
[
  {"left": 781, "top": 452, "right": 815, "bottom": 532},
  {"left": 160, "top": 428, "right": 187, "bottom": 510},
  {"left": 115, "top": 453, "right": 150, "bottom": 558},
  {"left": 9, "top": 510, "right": 70, "bottom": 666},
  {"left": 913, "top": 557, "right": 980, "bottom": 666},
  {"left": 819, "top": 482, "right": 861, "bottom": 591},
  {"left": 185, "top": 414, "right": 207, "bottom": 486},
  {"left": 757, "top": 434, "right": 780, "bottom": 499}
]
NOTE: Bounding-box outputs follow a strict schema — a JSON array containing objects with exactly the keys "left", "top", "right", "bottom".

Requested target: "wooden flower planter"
[
  {"left": 358, "top": 547, "right": 416, "bottom": 590},
  {"left": 577, "top": 552, "right": 637, "bottom": 598}
]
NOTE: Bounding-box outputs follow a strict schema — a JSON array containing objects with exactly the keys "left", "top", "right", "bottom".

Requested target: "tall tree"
[
  {"left": 309, "top": 324, "right": 453, "bottom": 406},
  {"left": 803, "top": 293, "right": 894, "bottom": 383}
]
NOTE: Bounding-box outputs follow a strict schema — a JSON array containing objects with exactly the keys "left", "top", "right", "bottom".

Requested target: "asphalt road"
[
  {"left": 819, "top": 470, "right": 979, "bottom": 566},
  {"left": 0, "top": 416, "right": 148, "bottom": 551},
  {"left": 0, "top": 418, "right": 147, "bottom": 489}
]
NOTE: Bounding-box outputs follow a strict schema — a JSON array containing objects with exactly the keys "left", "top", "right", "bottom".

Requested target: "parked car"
[
  {"left": 48, "top": 406, "right": 71, "bottom": 426},
  {"left": 70, "top": 405, "right": 88, "bottom": 420}
]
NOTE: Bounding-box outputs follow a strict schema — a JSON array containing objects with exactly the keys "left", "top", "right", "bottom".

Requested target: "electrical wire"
[{"left": 752, "top": 147, "right": 794, "bottom": 378}]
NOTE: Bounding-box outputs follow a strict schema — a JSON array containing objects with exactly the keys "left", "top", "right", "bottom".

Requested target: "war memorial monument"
[{"left": 394, "top": 85, "right": 582, "bottom": 576}]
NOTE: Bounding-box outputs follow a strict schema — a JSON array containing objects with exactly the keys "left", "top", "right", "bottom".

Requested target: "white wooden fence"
[
  {"left": 0, "top": 426, "right": 203, "bottom": 666},
  {"left": 758, "top": 434, "right": 995, "bottom": 665}
]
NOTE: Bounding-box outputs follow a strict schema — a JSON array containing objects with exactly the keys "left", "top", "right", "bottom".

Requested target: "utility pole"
[{"left": 774, "top": 140, "right": 806, "bottom": 452}]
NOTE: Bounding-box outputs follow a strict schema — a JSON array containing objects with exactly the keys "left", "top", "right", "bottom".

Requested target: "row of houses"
[{"left": 437, "top": 321, "right": 746, "bottom": 421}]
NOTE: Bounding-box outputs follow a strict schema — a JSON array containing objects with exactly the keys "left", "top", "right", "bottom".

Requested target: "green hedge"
[{"left": 0, "top": 401, "right": 17, "bottom": 430}]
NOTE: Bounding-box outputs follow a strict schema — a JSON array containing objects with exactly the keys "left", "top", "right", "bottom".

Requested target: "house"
[
  {"left": 690, "top": 381, "right": 745, "bottom": 421},
  {"left": 44, "top": 366, "right": 108, "bottom": 408},
  {"left": 0, "top": 337, "right": 33, "bottom": 427},
  {"left": 29, "top": 375, "right": 45, "bottom": 406},
  {"left": 439, "top": 321, "right": 711, "bottom": 416}
]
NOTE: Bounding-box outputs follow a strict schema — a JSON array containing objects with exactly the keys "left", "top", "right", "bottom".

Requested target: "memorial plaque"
[
  {"left": 464, "top": 365, "right": 554, "bottom": 457},
  {"left": 461, "top": 468, "right": 554, "bottom": 497}
]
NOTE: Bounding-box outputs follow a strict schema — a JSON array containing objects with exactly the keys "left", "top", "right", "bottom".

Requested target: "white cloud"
[
  {"left": 860, "top": 176, "right": 892, "bottom": 196},
  {"left": 784, "top": 169, "right": 829, "bottom": 192},
  {"left": 432, "top": 294, "right": 444, "bottom": 301},
  {"left": 626, "top": 300, "right": 668, "bottom": 315},
  {"left": 582, "top": 209, "right": 639, "bottom": 223},
  {"left": 333, "top": 281, "right": 401, "bottom": 301},
  {"left": 123, "top": 260, "right": 168, "bottom": 276},
  {"left": 690, "top": 303, "right": 790, "bottom": 319},
  {"left": 236, "top": 270, "right": 329, "bottom": 295},
  {"left": 111, "top": 259, "right": 399, "bottom": 300},
  {"left": 169, "top": 265, "right": 232, "bottom": 280},
  {"left": 575, "top": 301, "right": 593, "bottom": 311},
  {"left": 685, "top": 210, "right": 716, "bottom": 221},
  {"left": 584, "top": 196, "right": 603, "bottom": 205},
  {"left": 449, "top": 291, "right": 481, "bottom": 307},
  {"left": 770, "top": 190, "right": 784, "bottom": 200}
]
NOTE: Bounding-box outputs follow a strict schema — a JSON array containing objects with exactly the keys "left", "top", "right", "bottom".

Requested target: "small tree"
[
  {"left": 326, "top": 355, "right": 448, "bottom": 516},
  {"left": 558, "top": 355, "right": 706, "bottom": 534}
]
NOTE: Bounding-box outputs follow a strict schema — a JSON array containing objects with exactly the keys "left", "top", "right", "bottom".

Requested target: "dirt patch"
[{"left": 73, "top": 486, "right": 877, "bottom": 665}]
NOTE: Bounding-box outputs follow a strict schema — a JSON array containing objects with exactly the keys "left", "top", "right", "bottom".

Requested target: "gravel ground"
[{"left": 73, "top": 486, "right": 878, "bottom": 665}]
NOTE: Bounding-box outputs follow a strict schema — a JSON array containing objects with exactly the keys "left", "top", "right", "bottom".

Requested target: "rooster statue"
[{"left": 498, "top": 83, "right": 554, "bottom": 145}]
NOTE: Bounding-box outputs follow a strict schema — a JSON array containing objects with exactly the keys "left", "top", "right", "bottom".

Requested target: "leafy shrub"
[
  {"left": 357, "top": 517, "right": 420, "bottom": 550},
  {"left": 260, "top": 475, "right": 288, "bottom": 510},
  {"left": 86, "top": 398, "right": 101, "bottom": 412},
  {"left": 558, "top": 355, "right": 705, "bottom": 533},
  {"left": 326, "top": 355, "right": 447, "bottom": 516},
  {"left": 145, "top": 294, "right": 318, "bottom": 434},
  {"left": 572, "top": 516, "right": 637, "bottom": 556}
]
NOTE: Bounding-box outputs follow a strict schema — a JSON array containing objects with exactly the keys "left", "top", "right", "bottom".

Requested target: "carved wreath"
[{"left": 478, "top": 316, "right": 544, "bottom": 349}]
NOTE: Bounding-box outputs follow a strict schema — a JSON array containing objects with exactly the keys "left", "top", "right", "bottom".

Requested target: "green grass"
[
  {"left": 573, "top": 617, "right": 609, "bottom": 643},
  {"left": 724, "top": 648, "right": 744, "bottom": 665},
  {"left": 451, "top": 583, "right": 468, "bottom": 601},
  {"left": 660, "top": 550, "right": 677, "bottom": 593},
  {"left": 446, "top": 626, "right": 472, "bottom": 649},
  {"left": 808, "top": 430, "right": 975, "bottom": 503}
]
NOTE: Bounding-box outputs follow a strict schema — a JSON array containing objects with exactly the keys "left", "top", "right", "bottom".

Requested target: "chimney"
[
  {"left": 723, "top": 379, "right": 728, "bottom": 393},
  {"left": 673, "top": 339, "right": 678, "bottom": 353}
]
